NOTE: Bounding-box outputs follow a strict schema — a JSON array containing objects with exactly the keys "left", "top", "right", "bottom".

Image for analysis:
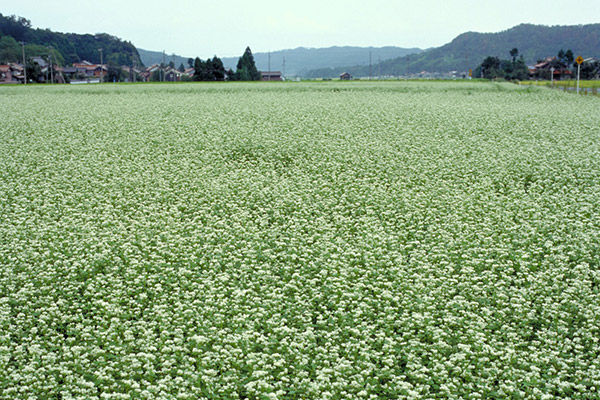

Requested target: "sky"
[{"left": 2, "top": 0, "right": 600, "bottom": 58}]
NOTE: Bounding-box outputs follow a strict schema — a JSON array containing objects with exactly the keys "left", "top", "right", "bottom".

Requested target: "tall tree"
[
  {"left": 193, "top": 57, "right": 204, "bottom": 81},
  {"left": 510, "top": 48, "right": 519, "bottom": 64},
  {"left": 211, "top": 56, "right": 225, "bottom": 81},
  {"left": 564, "top": 49, "right": 574, "bottom": 67},
  {"left": 234, "top": 46, "right": 261, "bottom": 81}
]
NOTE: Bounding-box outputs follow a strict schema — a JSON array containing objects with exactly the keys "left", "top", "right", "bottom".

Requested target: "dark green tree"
[
  {"left": 178, "top": 63, "right": 185, "bottom": 72},
  {"left": 580, "top": 59, "right": 600, "bottom": 79},
  {"left": 234, "top": 46, "right": 261, "bottom": 81},
  {"left": 565, "top": 49, "right": 574, "bottom": 67},
  {"left": 187, "top": 58, "right": 194, "bottom": 68},
  {"left": 25, "top": 60, "right": 43, "bottom": 83},
  {"left": 0, "top": 14, "right": 31, "bottom": 40},
  {"left": 0, "top": 35, "right": 20, "bottom": 63},
  {"left": 211, "top": 56, "right": 225, "bottom": 81},
  {"left": 150, "top": 69, "right": 161, "bottom": 82},
  {"left": 193, "top": 57, "right": 203, "bottom": 81},
  {"left": 480, "top": 56, "right": 503, "bottom": 79},
  {"left": 510, "top": 48, "right": 519, "bottom": 63}
]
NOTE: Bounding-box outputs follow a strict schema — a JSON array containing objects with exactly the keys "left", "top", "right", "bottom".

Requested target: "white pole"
[
  {"left": 99, "top": 48, "right": 103, "bottom": 83},
  {"left": 577, "top": 63, "right": 581, "bottom": 94}
]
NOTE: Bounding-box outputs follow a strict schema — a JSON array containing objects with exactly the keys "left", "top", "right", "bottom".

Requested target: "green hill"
[
  {"left": 0, "top": 13, "right": 142, "bottom": 67},
  {"left": 305, "top": 23, "right": 600, "bottom": 78}
]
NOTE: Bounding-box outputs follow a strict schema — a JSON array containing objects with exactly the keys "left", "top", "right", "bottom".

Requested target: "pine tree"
[{"left": 234, "top": 46, "right": 261, "bottom": 81}]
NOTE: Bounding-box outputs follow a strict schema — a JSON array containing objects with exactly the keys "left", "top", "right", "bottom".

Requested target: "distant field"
[
  {"left": 520, "top": 79, "right": 600, "bottom": 89},
  {"left": 1, "top": 82, "right": 599, "bottom": 399}
]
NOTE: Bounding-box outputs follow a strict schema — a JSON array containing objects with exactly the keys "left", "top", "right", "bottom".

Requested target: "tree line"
[
  {"left": 476, "top": 48, "right": 600, "bottom": 80},
  {"left": 189, "top": 47, "right": 261, "bottom": 81}
]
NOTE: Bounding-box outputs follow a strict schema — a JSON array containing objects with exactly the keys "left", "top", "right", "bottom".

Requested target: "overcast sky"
[{"left": 3, "top": 1, "right": 599, "bottom": 58}]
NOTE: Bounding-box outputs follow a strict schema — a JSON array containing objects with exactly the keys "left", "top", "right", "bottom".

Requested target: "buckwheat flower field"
[{"left": 1, "top": 81, "right": 599, "bottom": 399}]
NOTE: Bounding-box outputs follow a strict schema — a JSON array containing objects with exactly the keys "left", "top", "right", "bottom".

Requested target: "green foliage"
[
  {"left": 0, "top": 34, "right": 21, "bottom": 63},
  {"left": 232, "top": 46, "right": 261, "bottom": 81},
  {"left": 104, "top": 65, "right": 128, "bottom": 82},
  {"left": 580, "top": 60, "right": 600, "bottom": 79},
  {"left": 149, "top": 69, "right": 161, "bottom": 82},
  {"left": 0, "top": 13, "right": 142, "bottom": 67},
  {"left": 193, "top": 56, "right": 226, "bottom": 81},
  {"left": 476, "top": 54, "right": 529, "bottom": 80},
  {"left": 24, "top": 60, "right": 42, "bottom": 82}
]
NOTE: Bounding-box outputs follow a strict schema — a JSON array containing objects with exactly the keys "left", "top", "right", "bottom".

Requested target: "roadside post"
[{"left": 575, "top": 56, "right": 583, "bottom": 94}]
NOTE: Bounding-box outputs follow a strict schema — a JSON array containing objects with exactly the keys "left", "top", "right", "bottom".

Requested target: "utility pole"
[
  {"left": 369, "top": 51, "right": 372, "bottom": 80},
  {"left": 268, "top": 52, "right": 271, "bottom": 81},
  {"left": 378, "top": 56, "right": 381, "bottom": 79},
  {"left": 162, "top": 50, "right": 166, "bottom": 82},
  {"left": 21, "top": 41, "right": 26, "bottom": 84},
  {"left": 48, "top": 46, "right": 54, "bottom": 84},
  {"left": 98, "top": 48, "right": 103, "bottom": 82},
  {"left": 406, "top": 56, "right": 409, "bottom": 78},
  {"left": 282, "top": 57, "right": 286, "bottom": 78}
]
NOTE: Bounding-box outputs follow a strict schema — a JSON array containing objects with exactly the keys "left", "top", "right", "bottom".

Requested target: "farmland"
[{"left": 1, "top": 81, "right": 599, "bottom": 399}]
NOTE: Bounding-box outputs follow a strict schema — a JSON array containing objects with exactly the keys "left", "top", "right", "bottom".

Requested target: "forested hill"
[
  {"left": 305, "top": 23, "right": 600, "bottom": 78},
  {"left": 0, "top": 13, "right": 142, "bottom": 67}
]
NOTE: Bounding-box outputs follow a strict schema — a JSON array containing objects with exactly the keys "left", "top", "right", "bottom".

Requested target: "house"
[
  {"left": 164, "top": 67, "right": 182, "bottom": 82},
  {"left": 184, "top": 67, "right": 195, "bottom": 78},
  {"left": 261, "top": 71, "right": 282, "bottom": 81},
  {"left": 72, "top": 61, "right": 107, "bottom": 78},
  {"left": 340, "top": 72, "right": 352, "bottom": 80},
  {"left": 532, "top": 57, "right": 572, "bottom": 80},
  {"left": 0, "top": 64, "right": 25, "bottom": 84},
  {"left": 0, "top": 65, "right": 15, "bottom": 84}
]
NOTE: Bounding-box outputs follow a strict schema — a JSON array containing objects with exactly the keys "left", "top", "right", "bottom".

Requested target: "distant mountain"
[
  {"left": 0, "top": 13, "right": 141, "bottom": 66},
  {"left": 221, "top": 46, "right": 423, "bottom": 76},
  {"left": 139, "top": 46, "right": 422, "bottom": 77},
  {"left": 137, "top": 48, "right": 192, "bottom": 69},
  {"left": 305, "top": 23, "right": 600, "bottom": 78}
]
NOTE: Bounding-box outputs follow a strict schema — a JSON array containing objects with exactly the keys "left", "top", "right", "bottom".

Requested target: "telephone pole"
[
  {"left": 282, "top": 57, "right": 286, "bottom": 78},
  {"left": 48, "top": 46, "right": 54, "bottom": 84},
  {"left": 21, "top": 41, "right": 26, "bottom": 84},
  {"left": 268, "top": 51, "right": 271, "bottom": 80},
  {"left": 162, "top": 50, "right": 166, "bottom": 82},
  {"left": 98, "top": 48, "right": 103, "bottom": 82},
  {"left": 369, "top": 51, "right": 372, "bottom": 80}
]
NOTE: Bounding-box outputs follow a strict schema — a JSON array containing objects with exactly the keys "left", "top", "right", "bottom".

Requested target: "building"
[
  {"left": 164, "top": 67, "right": 183, "bottom": 82},
  {"left": 0, "top": 63, "right": 25, "bottom": 84},
  {"left": 531, "top": 57, "right": 572, "bottom": 80},
  {"left": 72, "top": 61, "right": 107, "bottom": 78},
  {"left": 261, "top": 71, "right": 282, "bottom": 81},
  {"left": 340, "top": 72, "right": 352, "bottom": 80}
]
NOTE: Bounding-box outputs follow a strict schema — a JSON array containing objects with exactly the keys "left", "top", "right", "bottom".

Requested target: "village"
[
  {"left": 0, "top": 58, "right": 284, "bottom": 84},
  {"left": 2, "top": 55, "right": 598, "bottom": 84}
]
